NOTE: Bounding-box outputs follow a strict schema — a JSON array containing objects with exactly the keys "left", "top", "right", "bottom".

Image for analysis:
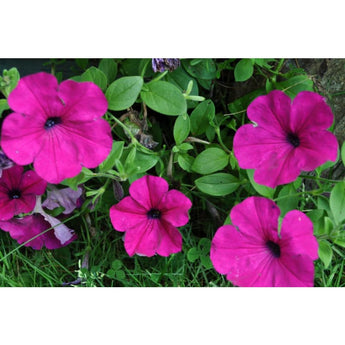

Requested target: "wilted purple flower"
[
  {"left": 152, "top": 59, "right": 180, "bottom": 73},
  {"left": 42, "top": 185, "right": 83, "bottom": 214},
  {"left": 0, "top": 149, "right": 14, "bottom": 178}
]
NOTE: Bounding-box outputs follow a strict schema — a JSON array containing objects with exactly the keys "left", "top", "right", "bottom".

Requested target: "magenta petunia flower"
[
  {"left": 109, "top": 175, "right": 192, "bottom": 257},
  {"left": 210, "top": 196, "right": 319, "bottom": 287},
  {"left": 233, "top": 90, "right": 338, "bottom": 188},
  {"left": 0, "top": 165, "right": 47, "bottom": 221},
  {"left": 0, "top": 214, "right": 76, "bottom": 250},
  {"left": 0, "top": 72, "right": 112, "bottom": 183}
]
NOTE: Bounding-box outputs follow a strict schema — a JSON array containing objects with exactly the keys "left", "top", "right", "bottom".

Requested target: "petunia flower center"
[
  {"left": 147, "top": 208, "right": 161, "bottom": 219},
  {"left": 8, "top": 188, "right": 21, "bottom": 200},
  {"left": 286, "top": 132, "right": 300, "bottom": 148},
  {"left": 266, "top": 240, "right": 281, "bottom": 258},
  {"left": 44, "top": 117, "right": 62, "bottom": 130}
]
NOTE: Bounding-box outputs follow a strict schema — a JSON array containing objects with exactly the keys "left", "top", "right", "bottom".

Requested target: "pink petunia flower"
[
  {"left": 0, "top": 165, "right": 47, "bottom": 221},
  {"left": 233, "top": 90, "right": 338, "bottom": 188},
  {"left": 0, "top": 214, "right": 76, "bottom": 250},
  {"left": 210, "top": 196, "right": 319, "bottom": 287},
  {"left": 109, "top": 175, "right": 192, "bottom": 257},
  {"left": 0, "top": 72, "right": 112, "bottom": 183}
]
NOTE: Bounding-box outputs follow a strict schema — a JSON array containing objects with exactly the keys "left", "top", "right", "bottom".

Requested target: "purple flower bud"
[{"left": 152, "top": 59, "right": 180, "bottom": 73}]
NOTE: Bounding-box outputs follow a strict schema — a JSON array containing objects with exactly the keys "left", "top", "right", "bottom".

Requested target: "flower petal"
[
  {"left": 280, "top": 210, "right": 318, "bottom": 260},
  {"left": 247, "top": 90, "right": 292, "bottom": 133},
  {"left": 233, "top": 124, "right": 288, "bottom": 169},
  {"left": 8, "top": 72, "right": 63, "bottom": 118},
  {"left": 277, "top": 254, "right": 316, "bottom": 287},
  {"left": 296, "top": 130, "right": 339, "bottom": 171},
  {"left": 60, "top": 118, "right": 112, "bottom": 168},
  {"left": 42, "top": 213, "right": 75, "bottom": 245},
  {"left": 0, "top": 214, "right": 76, "bottom": 250},
  {"left": 160, "top": 190, "right": 192, "bottom": 227},
  {"left": 1, "top": 112, "right": 46, "bottom": 165},
  {"left": 0, "top": 199, "right": 16, "bottom": 221},
  {"left": 21, "top": 169, "right": 47, "bottom": 195},
  {"left": 129, "top": 175, "right": 169, "bottom": 210},
  {"left": 0, "top": 165, "right": 23, "bottom": 190},
  {"left": 32, "top": 128, "right": 81, "bottom": 183},
  {"left": 156, "top": 220, "right": 182, "bottom": 256},
  {"left": 291, "top": 91, "right": 334, "bottom": 132},
  {"left": 42, "top": 185, "right": 82, "bottom": 214},
  {"left": 58, "top": 80, "right": 108, "bottom": 121},
  {"left": 109, "top": 196, "right": 148, "bottom": 232},
  {"left": 124, "top": 219, "right": 159, "bottom": 257},
  {"left": 210, "top": 224, "right": 274, "bottom": 286},
  {"left": 230, "top": 196, "right": 280, "bottom": 242},
  {"left": 253, "top": 147, "right": 301, "bottom": 188}
]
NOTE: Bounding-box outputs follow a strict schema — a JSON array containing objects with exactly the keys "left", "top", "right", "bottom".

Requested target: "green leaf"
[
  {"left": 177, "top": 153, "right": 194, "bottom": 172},
  {"left": 173, "top": 114, "right": 190, "bottom": 144},
  {"left": 276, "top": 184, "right": 299, "bottom": 217},
  {"left": 166, "top": 68, "right": 199, "bottom": 108},
  {"left": 318, "top": 240, "right": 333, "bottom": 268},
  {"left": 81, "top": 66, "right": 107, "bottom": 91},
  {"left": 98, "top": 141, "right": 124, "bottom": 172},
  {"left": 275, "top": 75, "right": 314, "bottom": 99},
  {"left": 192, "top": 148, "right": 228, "bottom": 175},
  {"left": 246, "top": 169, "right": 275, "bottom": 199},
  {"left": 234, "top": 59, "right": 254, "bottom": 82},
  {"left": 190, "top": 100, "right": 215, "bottom": 136},
  {"left": 330, "top": 181, "right": 345, "bottom": 225},
  {"left": 98, "top": 59, "right": 118, "bottom": 84},
  {"left": 0, "top": 67, "right": 20, "bottom": 98},
  {"left": 106, "top": 76, "right": 143, "bottom": 111},
  {"left": 195, "top": 173, "right": 240, "bottom": 196},
  {"left": 0, "top": 99, "right": 9, "bottom": 117},
  {"left": 187, "top": 248, "right": 200, "bottom": 263},
  {"left": 124, "top": 148, "right": 159, "bottom": 176},
  {"left": 116, "top": 270, "right": 126, "bottom": 280},
  {"left": 182, "top": 59, "right": 217, "bottom": 80},
  {"left": 111, "top": 259, "right": 123, "bottom": 271},
  {"left": 61, "top": 167, "right": 94, "bottom": 190},
  {"left": 200, "top": 256, "right": 213, "bottom": 269},
  {"left": 141, "top": 81, "right": 187, "bottom": 116}
]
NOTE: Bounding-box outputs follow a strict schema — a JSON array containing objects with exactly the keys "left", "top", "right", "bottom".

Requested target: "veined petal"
[
  {"left": 0, "top": 199, "right": 16, "bottom": 221},
  {"left": 159, "top": 190, "right": 192, "bottom": 227},
  {"left": 109, "top": 196, "right": 148, "bottom": 232},
  {"left": 280, "top": 210, "right": 318, "bottom": 260},
  {"left": 8, "top": 72, "right": 63, "bottom": 118},
  {"left": 1, "top": 112, "right": 46, "bottom": 165},
  {"left": 210, "top": 224, "right": 274, "bottom": 287},
  {"left": 247, "top": 90, "right": 292, "bottom": 133},
  {"left": 60, "top": 118, "right": 112, "bottom": 168},
  {"left": 230, "top": 196, "right": 280, "bottom": 242},
  {"left": 156, "top": 220, "right": 182, "bottom": 256},
  {"left": 291, "top": 91, "right": 334, "bottom": 132},
  {"left": 21, "top": 169, "right": 47, "bottom": 195},
  {"left": 233, "top": 124, "right": 287, "bottom": 169},
  {"left": 0, "top": 165, "right": 23, "bottom": 190},
  {"left": 296, "top": 130, "right": 339, "bottom": 171},
  {"left": 33, "top": 128, "right": 81, "bottom": 183},
  {"left": 124, "top": 219, "right": 159, "bottom": 257},
  {"left": 129, "top": 175, "right": 169, "bottom": 210},
  {"left": 58, "top": 80, "right": 108, "bottom": 121},
  {"left": 253, "top": 147, "right": 301, "bottom": 188}
]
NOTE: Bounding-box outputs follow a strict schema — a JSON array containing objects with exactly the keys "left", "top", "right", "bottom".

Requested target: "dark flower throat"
[
  {"left": 266, "top": 240, "right": 281, "bottom": 258},
  {"left": 8, "top": 189, "right": 21, "bottom": 200},
  {"left": 147, "top": 208, "right": 161, "bottom": 219},
  {"left": 287, "top": 133, "right": 300, "bottom": 148},
  {"left": 45, "top": 117, "right": 62, "bottom": 130}
]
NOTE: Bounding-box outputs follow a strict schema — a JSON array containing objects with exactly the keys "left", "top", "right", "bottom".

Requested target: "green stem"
[
  {"left": 299, "top": 174, "right": 341, "bottom": 184},
  {"left": 215, "top": 127, "right": 231, "bottom": 154}
]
